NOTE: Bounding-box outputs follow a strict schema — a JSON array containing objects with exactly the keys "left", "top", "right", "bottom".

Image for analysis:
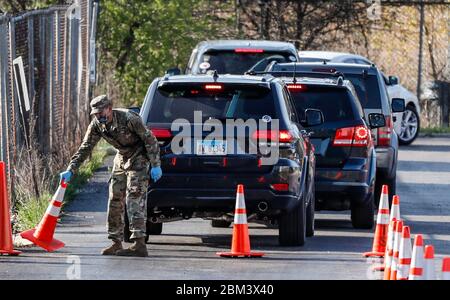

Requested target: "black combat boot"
[
  {"left": 101, "top": 240, "right": 123, "bottom": 255},
  {"left": 115, "top": 237, "right": 148, "bottom": 257}
]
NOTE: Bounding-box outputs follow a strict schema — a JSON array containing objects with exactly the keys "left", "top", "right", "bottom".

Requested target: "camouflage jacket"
[{"left": 67, "top": 109, "right": 160, "bottom": 173}]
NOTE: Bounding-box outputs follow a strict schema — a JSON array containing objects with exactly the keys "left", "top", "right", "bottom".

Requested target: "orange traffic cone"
[
  {"left": 390, "top": 220, "right": 404, "bottom": 280},
  {"left": 409, "top": 234, "right": 425, "bottom": 280},
  {"left": 383, "top": 219, "right": 398, "bottom": 279},
  {"left": 423, "top": 245, "right": 435, "bottom": 280},
  {"left": 442, "top": 257, "right": 450, "bottom": 280},
  {"left": 216, "top": 184, "right": 264, "bottom": 258},
  {"left": 397, "top": 226, "right": 412, "bottom": 280},
  {"left": 390, "top": 195, "right": 400, "bottom": 222},
  {"left": 20, "top": 180, "right": 67, "bottom": 252},
  {"left": 364, "top": 185, "right": 390, "bottom": 257},
  {"left": 0, "top": 161, "right": 21, "bottom": 256}
]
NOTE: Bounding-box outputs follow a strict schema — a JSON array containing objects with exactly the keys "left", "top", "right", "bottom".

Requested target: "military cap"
[{"left": 90, "top": 95, "right": 112, "bottom": 115}]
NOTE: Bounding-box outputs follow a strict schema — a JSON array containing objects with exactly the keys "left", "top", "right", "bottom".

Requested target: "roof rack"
[{"left": 248, "top": 70, "right": 345, "bottom": 79}]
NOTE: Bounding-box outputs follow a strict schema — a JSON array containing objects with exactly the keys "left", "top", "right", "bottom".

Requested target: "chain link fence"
[{"left": 0, "top": 0, "right": 97, "bottom": 204}]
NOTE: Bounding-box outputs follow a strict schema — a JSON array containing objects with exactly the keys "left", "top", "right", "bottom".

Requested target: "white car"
[{"left": 298, "top": 51, "right": 420, "bottom": 145}]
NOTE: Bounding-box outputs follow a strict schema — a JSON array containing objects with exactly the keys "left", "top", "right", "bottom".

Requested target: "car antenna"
[{"left": 212, "top": 70, "right": 219, "bottom": 82}]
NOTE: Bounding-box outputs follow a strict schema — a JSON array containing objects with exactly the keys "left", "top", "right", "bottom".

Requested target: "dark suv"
[
  {"left": 184, "top": 40, "right": 299, "bottom": 75},
  {"left": 270, "top": 76, "right": 386, "bottom": 228},
  {"left": 135, "top": 73, "right": 321, "bottom": 246},
  {"left": 265, "top": 63, "right": 405, "bottom": 204}
]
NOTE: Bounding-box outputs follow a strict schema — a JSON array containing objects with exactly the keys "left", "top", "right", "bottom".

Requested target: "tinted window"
[
  {"left": 147, "top": 86, "right": 276, "bottom": 124},
  {"left": 197, "top": 51, "right": 296, "bottom": 74},
  {"left": 346, "top": 74, "right": 382, "bottom": 109},
  {"left": 282, "top": 87, "right": 298, "bottom": 123},
  {"left": 289, "top": 87, "right": 355, "bottom": 123}
]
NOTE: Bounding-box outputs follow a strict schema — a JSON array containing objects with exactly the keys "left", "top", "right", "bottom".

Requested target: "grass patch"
[
  {"left": 421, "top": 127, "right": 450, "bottom": 134},
  {"left": 15, "top": 192, "right": 52, "bottom": 232},
  {"left": 14, "top": 141, "right": 111, "bottom": 232}
]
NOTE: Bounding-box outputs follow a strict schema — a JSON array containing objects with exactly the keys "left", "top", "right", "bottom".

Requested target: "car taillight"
[
  {"left": 204, "top": 84, "right": 223, "bottom": 91},
  {"left": 287, "top": 84, "right": 307, "bottom": 92},
  {"left": 377, "top": 117, "right": 392, "bottom": 146},
  {"left": 252, "top": 130, "right": 293, "bottom": 143},
  {"left": 270, "top": 183, "right": 289, "bottom": 192},
  {"left": 234, "top": 48, "right": 264, "bottom": 53},
  {"left": 150, "top": 128, "right": 172, "bottom": 139},
  {"left": 333, "top": 126, "right": 370, "bottom": 147}
]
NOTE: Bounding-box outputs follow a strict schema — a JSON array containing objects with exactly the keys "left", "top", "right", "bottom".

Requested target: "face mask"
[{"left": 97, "top": 116, "right": 108, "bottom": 124}]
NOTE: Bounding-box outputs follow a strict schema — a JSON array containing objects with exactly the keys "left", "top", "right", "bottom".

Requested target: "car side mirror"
[
  {"left": 391, "top": 98, "right": 405, "bottom": 113},
  {"left": 166, "top": 67, "right": 181, "bottom": 76},
  {"left": 304, "top": 109, "right": 324, "bottom": 126},
  {"left": 388, "top": 75, "right": 399, "bottom": 85},
  {"left": 128, "top": 106, "right": 140, "bottom": 114},
  {"left": 368, "top": 113, "right": 386, "bottom": 129}
]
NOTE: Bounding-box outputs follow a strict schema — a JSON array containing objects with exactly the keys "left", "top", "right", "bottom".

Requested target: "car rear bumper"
[
  {"left": 375, "top": 146, "right": 395, "bottom": 177},
  {"left": 147, "top": 187, "right": 299, "bottom": 215},
  {"left": 146, "top": 159, "right": 305, "bottom": 215},
  {"left": 314, "top": 166, "right": 374, "bottom": 209}
]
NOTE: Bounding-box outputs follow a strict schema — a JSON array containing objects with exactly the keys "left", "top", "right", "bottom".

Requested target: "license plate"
[{"left": 196, "top": 140, "right": 227, "bottom": 155}]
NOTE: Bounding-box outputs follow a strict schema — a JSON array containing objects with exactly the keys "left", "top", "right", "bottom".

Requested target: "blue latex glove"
[
  {"left": 150, "top": 166, "right": 162, "bottom": 182},
  {"left": 60, "top": 170, "right": 73, "bottom": 183}
]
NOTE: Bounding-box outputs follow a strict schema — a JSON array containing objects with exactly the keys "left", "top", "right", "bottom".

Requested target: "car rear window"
[
  {"left": 269, "top": 67, "right": 383, "bottom": 109},
  {"left": 289, "top": 86, "right": 356, "bottom": 123},
  {"left": 198, "top": 50, "right": 297, "bottom": 74},
  {"left": 147, "top": 85, "right": 277, "bottom": 124}
]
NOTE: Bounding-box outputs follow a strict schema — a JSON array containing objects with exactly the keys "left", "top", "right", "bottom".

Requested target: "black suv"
[
  {"left": 265, "top": 63, "right": 405, "bottom": 204},
  {"left": 134, "top": 73, "right": 321, "bottom": 246},
  {"left": 183, "top": 40, "right": 299, "bottom": 75},
  {"left": 269, "top": 76, "right": 386, "bottom": 228}
]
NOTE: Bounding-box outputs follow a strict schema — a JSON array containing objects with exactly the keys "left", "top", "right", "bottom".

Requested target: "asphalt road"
[{"left": 1, "top": 137, "right": 449, "bottom": 280}]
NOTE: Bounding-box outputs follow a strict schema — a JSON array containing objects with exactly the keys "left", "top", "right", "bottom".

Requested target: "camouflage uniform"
[{"left": 67, "top": 108, "right": 160, "bottom": 241}]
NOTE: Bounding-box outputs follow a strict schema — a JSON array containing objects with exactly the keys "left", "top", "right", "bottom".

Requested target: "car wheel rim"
[{"left": 399, "top": 108, "right": 418, "bottom": 142}]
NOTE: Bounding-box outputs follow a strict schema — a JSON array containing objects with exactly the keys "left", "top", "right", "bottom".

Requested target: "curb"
[{"left": 418, "top": 133, "right": 450, "bottom": 138}]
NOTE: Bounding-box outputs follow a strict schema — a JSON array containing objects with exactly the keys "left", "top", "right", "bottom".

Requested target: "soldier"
[{"left": 59, "top": 95, "right": 162, "bottom": 257}]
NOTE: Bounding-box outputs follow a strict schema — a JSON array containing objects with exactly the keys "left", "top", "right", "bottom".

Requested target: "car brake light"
[
  {"left": 204, "top": 84, "right": 223, "bottom": 91},
  {"left": 287, "top": 84, "right": 307, "bottom": 92},
  {"left": 234, "top": 48, "right": 264, "bottom": 53},
  {"left": 270, "top": 183, "right": 289, "bottom": 192},
  {"left": 252, "top": 130, "right": 293, "bottom": 143},
  {"left": 377, "top": 117, "right": 392, "bottom": 146},
  {"left": 150, "top": 128, "right": 172, "bottom": 139},
  {"left": 333, "top": 126, "right": 370, "bottom": 147}
]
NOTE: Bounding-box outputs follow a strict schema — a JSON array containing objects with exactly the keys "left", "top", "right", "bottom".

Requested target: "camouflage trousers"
[{"left": 107, "top": 153, "right": 149, "bottom": 241}]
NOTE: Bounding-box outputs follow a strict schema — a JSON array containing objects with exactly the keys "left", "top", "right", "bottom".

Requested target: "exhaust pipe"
[{"left": 258, "top": 201, "right": 268, "bottom": 212}]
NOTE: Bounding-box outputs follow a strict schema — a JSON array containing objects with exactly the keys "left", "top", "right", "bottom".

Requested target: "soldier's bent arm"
[
  {"left": 129, "top": 115, "right": 161, "bottom": 167},
  {"left": 67, "top": 121, "right": 102, "bottom": 174}
]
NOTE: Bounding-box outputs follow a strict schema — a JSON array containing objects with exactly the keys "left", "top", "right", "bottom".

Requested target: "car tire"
[
  {"left": 211, "top": 220, "right": 232, "bottom": 228},
  {"left": 306, "top": 185, "right": 315, "bottom": 237},
  {"left": 398, "top": 104, "right": 420, "bottom": 145},
  {"left": 375, "top": 174, "right": 396, "bottom": 208},
  {"left": 279, "top": 195, "right": 306, "bottom": 246},
  {"left": 147, "top": 221, "right": 163, "bottom": 235},
  {"left": 351, "top": 193, "right": 375, "bottom": 229}
]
